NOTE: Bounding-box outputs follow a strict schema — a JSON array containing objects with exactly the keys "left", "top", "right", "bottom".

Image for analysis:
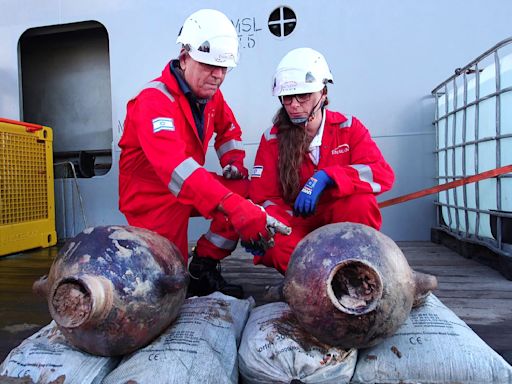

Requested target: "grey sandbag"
[
  {"left": 102, "top": 292, "right": 254, "bottom": 384},
  {"left": 351, "top": 294, "right": 512, "bottom": 384},
  {"left": 0, "top": 321, "right": 119, "bottom": 384},
  {"left": 239, "top": 302, "right": 358, "bottom": 384}
]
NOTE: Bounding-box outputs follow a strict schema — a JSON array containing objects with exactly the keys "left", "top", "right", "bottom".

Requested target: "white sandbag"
[
  {"left": 0, "top": 321, "right": 119, "bottom": 384},
  {"left": 103, "top": 292, "right": 254, "bottom": 384},
  {"left": 238, "top": 302, "right": 358, "bottom": 384},
  {"left": 351, "top": 294, "right": 512, "bottom": 384}
]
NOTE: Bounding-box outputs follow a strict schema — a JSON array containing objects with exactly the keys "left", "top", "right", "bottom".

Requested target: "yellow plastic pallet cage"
[{"left": 0, "top": 118, "right": 57, "bottom": 256}]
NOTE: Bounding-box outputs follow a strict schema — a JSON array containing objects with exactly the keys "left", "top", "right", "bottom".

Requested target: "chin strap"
[{"left": 290, "top": 98, "right": 324, "bottom": 127}]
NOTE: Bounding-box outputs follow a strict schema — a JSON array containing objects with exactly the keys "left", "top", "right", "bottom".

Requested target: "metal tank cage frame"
[{"left": 431, "top": 37, "right": 512, "bottom": 264}]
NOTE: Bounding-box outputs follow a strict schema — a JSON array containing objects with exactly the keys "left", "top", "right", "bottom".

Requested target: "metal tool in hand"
[
  {"left": 242, "top": 207, "right": 292, "bottom": 253},
  {"left": 222, "top": 164, "right": 244, "bottom": 179},
  {"left": 266, "top": 214, "right": 292, "bottom": 236}
]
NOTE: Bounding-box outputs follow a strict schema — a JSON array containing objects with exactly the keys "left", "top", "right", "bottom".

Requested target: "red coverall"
[
  {"left": 250, "top": 110, "right": 395, "bottom": 274},
  {"left": 119, "top": 62, "right": 247, "bottom": 262}
]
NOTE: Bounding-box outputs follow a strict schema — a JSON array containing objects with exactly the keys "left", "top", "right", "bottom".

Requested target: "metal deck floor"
[{"left": 1, "top": 241, "right": 511, "bottom": 364}]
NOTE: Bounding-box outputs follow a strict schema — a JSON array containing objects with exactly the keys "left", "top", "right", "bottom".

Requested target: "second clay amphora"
[{"left": 283, "top": 222, "right": 437, "bottom": 349}]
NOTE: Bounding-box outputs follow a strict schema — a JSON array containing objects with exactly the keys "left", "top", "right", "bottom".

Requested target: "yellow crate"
[{"left": 0, "top": 118, "right": 57, "bottom": 256}]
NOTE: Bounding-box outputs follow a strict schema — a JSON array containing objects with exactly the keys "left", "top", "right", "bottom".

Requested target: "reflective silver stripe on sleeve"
[
  {"left": 169, "top": 157, "right": 201, "bottom": 196},
  {"left": 340, "top": 115, "right": 353, "bottom": 128},
  {"left": 216, "top": 139, "right": 244, "bottom": 158},
  {"left": 145, "top": 81, "right": 175, "bottom": 102},
  {"left": 204, "top": 230, "right": 238, "bottom": 251},
  {"left": 264, "top": 127, "right": 277, "bottom": 141},
  {"left": 349, "top": 164, "right": 382, "bottom": 193}
]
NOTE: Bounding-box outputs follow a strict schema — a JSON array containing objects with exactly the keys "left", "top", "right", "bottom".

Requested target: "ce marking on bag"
[
  {"left": 409, "top": 336, "right": 425, "bottom": 345},
  {"left": 18, "top": 370, "right": 31, "bottom": 378},
  {"left": 148, "top": 353, "right": 162, "bottom": 361}
]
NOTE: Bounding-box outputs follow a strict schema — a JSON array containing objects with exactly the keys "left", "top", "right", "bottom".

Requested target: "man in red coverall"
[
  {"left": 248, "top": 48, "right": 395, "bottom": 275},
  {"left": 119, "top": 9, "right": 287, "bottom": 298}
]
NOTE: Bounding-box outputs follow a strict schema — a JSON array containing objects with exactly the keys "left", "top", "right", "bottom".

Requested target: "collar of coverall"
[
  {"left": 309, "top": 110, "right": 326, "bottom": 149},
  {"left": 170, "top": 59, "right": 209, "bottom": 105}
]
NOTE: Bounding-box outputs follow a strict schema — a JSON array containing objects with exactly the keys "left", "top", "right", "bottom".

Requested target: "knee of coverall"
[
  {"left": 190, "top": 174, "right": 249, "bottom": 217},
  {"left": 212, "top": 172, "right": 249, "bottom": 197},
  {"left": 254, "top": 224, "right": 308, "bottom": 275},
  {"left": 319, "top": 192, "right": 382, "bottom": 230}
]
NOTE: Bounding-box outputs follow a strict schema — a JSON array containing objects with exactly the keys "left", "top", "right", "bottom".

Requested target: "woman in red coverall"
[
  {"left": 119, "top": 9, "right": 287, "bottom": 298},
  {"left": 248, "top": 48, "right": 395, "bottom": 275}
]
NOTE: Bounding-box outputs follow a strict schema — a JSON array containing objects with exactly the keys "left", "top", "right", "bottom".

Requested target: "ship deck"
[{"left": 1, "top": 241, "right": 511, "bottom": 364}]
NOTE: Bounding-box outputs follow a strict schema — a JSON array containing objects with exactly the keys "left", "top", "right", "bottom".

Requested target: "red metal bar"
[{"left": 379, "top": 164, "right": 512, "bottom": 208}]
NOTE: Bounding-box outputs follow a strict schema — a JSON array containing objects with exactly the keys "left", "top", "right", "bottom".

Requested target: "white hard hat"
[
  {"left": 272, "top": 48, "right": 334, "bottom": 96},
  {"left": 176, "top": 9, "right": 239, "bottom": 68}
]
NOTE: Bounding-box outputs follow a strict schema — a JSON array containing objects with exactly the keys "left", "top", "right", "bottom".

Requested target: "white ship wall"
[{"left": 1, "top": 0, "right": 512, "bottom": 241}]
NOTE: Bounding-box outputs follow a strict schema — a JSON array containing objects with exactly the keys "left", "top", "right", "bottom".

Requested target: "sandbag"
[
  {"left": 351, "top": 294, "right": 512, "bottom": 384},
  {"left": 0, "top": 322, "right": 119, "bottom": 384},
  {"left": 102, "top": 292, "right": 254, "bottom": 384},
  {"left": 239, "top": 302, "right": 358, "bottom": 384}
]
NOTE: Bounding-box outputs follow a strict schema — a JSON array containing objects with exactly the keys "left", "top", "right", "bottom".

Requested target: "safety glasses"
[
  {"left": 280, "top": 93, "right": 312, "bottom": 105},
  {"left": 198, "top": 61, "right": 229, "bottom": 75}
]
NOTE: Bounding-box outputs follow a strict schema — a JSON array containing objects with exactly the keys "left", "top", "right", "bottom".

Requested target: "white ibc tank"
[{"left": 436, "top": 50, "right": 512, "bottom": 240}]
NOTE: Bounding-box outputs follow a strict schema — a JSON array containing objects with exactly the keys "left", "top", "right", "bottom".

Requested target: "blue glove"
[{"left": 294, "top": 170, "right": 333, "bottom": 217}]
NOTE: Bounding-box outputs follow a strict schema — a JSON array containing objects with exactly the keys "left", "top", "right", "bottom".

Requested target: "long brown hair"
[
  {"left": 275, "top": 108, "right": 311, "bottom": 203},
  {"left": 275, "top": 92, "right": 329, "bottom": 203}
]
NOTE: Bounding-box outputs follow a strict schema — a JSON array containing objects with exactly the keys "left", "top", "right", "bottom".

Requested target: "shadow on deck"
[{"left": 0, "top": 241, "right": 511, "bottom": 364}]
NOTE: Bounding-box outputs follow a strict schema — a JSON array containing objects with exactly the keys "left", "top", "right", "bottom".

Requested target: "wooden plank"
[
  {"left": 411, "top": 265, "right": 503, "bottom": 276},
  {"left": 435, "top": 290, "right": 512, "bottom": 299}
]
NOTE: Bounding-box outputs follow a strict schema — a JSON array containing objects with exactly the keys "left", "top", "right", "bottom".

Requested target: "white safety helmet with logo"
[
  {"left": 176, "top": 9, "right": 239, "bottom": 68},
  {"left": 272, "top": 47, "right": 334, "bottom": 97}
]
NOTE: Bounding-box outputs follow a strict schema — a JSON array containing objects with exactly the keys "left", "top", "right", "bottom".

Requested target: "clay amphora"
[
  {"left": 283, "top": 222, "right": 437, "bottom": 349},
  {"left": 33, "top": 225, "right": 188, "bottom": 356}
]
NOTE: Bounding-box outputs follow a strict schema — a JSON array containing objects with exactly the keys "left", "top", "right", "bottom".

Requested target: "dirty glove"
[
  {"left": 219, "top": 193, "right": 269, "bottom": 242},
  {"left": 222, "top": 162, "right": 248, "bottom": 180},
  {"left": 294, "top": 170, "right": 333, "bottom": 217},
  {"left": 241, "top": 211, "right": 292, "bottom": 256},
  {"left": 242, "top": 242, "right": 266, "bottom": 256}
]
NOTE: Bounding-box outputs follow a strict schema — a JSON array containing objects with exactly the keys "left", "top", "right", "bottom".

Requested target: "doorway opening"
[{"left": 19, "top": 21, "right": 112, "bottom": 178}]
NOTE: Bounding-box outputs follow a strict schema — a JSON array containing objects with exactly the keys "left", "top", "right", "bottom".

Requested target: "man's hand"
[
  {"left": 242, "top": 238, "right": 266, "bottom": 256},
  {"left": 222, "top": 162, "right": 248, "bottom": 179},
  {"left": 219, "top": 193, "right": 291, "bottom": 246},
  {"left": 219, "top": 193, "right": 269, "bottom": 242},
  {"left": 241, "top": 210, "right": 292, "bottom": 256},
  {"left": 294, "top": 170, "right": 333, "bottom": 217}
]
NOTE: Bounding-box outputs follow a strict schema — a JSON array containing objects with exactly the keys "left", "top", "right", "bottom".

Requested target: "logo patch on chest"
[
  {"left": 152, "top": 118, "right": 175, "bottom": 133},
  {"left": 332, "top": 143, "right": 349, "bottom": 155}
]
